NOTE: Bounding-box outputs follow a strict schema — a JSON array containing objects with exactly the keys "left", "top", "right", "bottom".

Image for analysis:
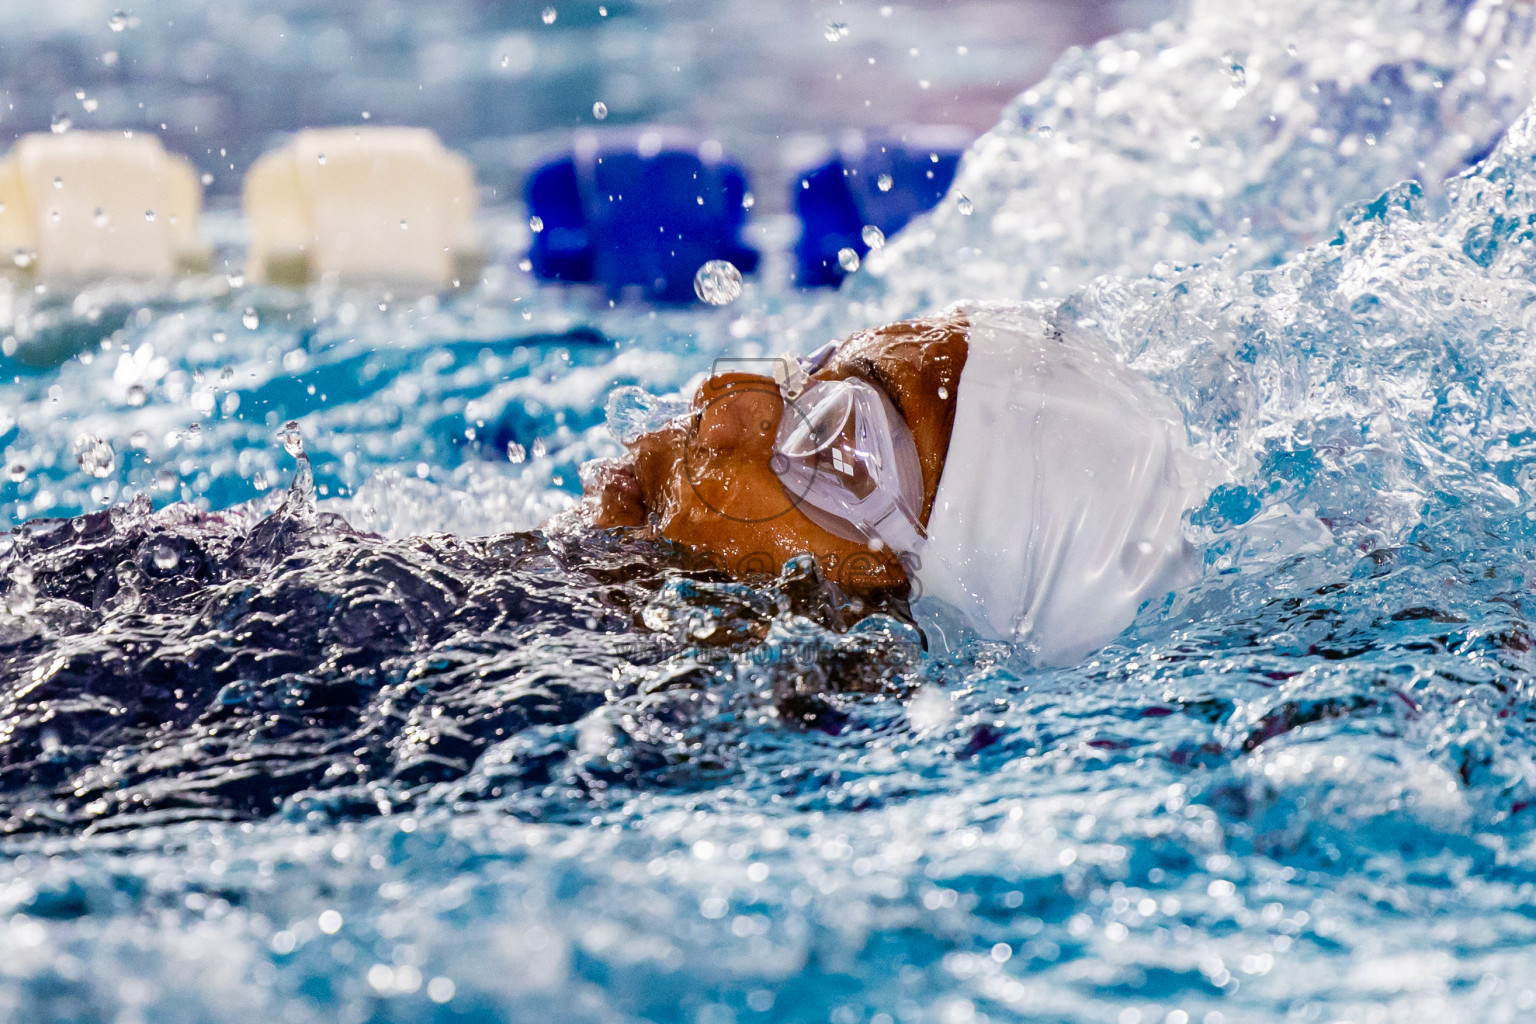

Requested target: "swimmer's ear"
[{"left": 691, "top": 373, "right": 782, "bottom": 457}]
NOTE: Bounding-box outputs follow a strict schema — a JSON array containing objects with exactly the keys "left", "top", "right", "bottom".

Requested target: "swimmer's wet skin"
[
  {"left": 582, "top": 304, "right": 1207, "bottom": 664},
  {"left": 584, "top": 312, "right": 968, "bottom": 590}
]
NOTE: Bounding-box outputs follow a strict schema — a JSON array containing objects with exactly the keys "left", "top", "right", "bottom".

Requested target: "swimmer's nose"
[
  {"left": 243, "top": 126, "right": 483, "bottom": 291},
  {"left": 0, "top": 131, "right": 208, "bottom": 284}
]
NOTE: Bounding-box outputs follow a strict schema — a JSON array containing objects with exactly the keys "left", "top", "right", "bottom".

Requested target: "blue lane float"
[
  {"left": 525, "top": 131, "right": 759, "bottom": 304},
  {"left": 792, "top": 128, "right": 969, "bottom": 288}
]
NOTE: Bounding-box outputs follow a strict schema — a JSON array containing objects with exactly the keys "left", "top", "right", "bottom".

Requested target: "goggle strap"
[
  {"left": 774, "top": 355, "right": 809, "bottom": 399},
  {"left": 861, "top": 495, "right": 925, "bottom": 556},
  {"left": 801, "top": 340, "right": 840, "bottom": 375},
  {"left": 777, "top": 341, "right": 839, "bottom": 399}
]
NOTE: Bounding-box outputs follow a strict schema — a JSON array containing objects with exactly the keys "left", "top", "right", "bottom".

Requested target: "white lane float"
[
  {"left": 0, "top": 131, "right": 207, "bottom": 284},
  {"left": 243, "top": 126, "right": 482, "bottom": 290}
]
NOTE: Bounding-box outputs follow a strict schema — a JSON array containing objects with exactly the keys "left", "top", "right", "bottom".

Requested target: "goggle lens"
[{"left": 776, "top": 382, "right": 856, "bottom": 458}]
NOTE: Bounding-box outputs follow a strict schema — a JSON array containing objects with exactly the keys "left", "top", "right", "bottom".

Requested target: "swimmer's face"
[{"left": 585, "top": 372, "right": 908, "bottom": 591}]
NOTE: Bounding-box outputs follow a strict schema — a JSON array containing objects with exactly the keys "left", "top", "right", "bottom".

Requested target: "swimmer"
[{"left": 581, "top": 303, "right": 1207, "bottom": 664}]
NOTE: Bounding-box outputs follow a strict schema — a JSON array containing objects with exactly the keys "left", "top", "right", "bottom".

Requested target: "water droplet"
[
  {"left": 1188, "top": 133, "right": 1203, "bottom": 149},
  {"left": 129, "top": 430, "right": 148, "bottom": 449},
  {"left": 73, "top": 435, "right": 116, "bottom": 478},
  {"left": 861, "top": 225, "right": 885, "bottom": 250},
  {"left": 541, "top": 6, "right": 557, "bottom": 24},
  {"left": 279, "top": 420, "right": 305, "bottom": 458},
  {"left": 957, "top": 194, "right": 974, "bottom": 216},
  {"left": 592, "top": 101, "right": 608, "bottom": 120},
  {"left": 151, "top": 544, "right": 179, "bottom": 571},
  {"left": 4, "top": 574, "right": 35, "bottom": 616},
  {"left": 531, "top": 438, "right": 547, "bottom": 459},
  {"left": 605, "top": 386, "right": 690, "bottom": 444},
  {"left": 82, "top": 97, "right": 98, "bottom": 113},
  {"left": 837, "top": 247, "right": 861, "bottom": 273},
  {"left": 242, "top": 307, "right": 259, "bottom": 330},
  {"left": 937, "top": 385, "right": 949, "bottom": 400},
  {"left": 219, "top": 367, "right": 235, "bottom": 385},
  {"left": 226, "top": 270, "right": 244, "bottom": 288},
  {"left": 51, "top": 114, "right": 72, "bottom": 134},
  {"left": 742, "top": 192, "right": 755, "bottom": 210},
  {"left": 108, "top": 10, "right": 128, "bottom": 32},
  {"left": 693, "top": 260, "right": 743, "bottom": 305},
  {"left": 506, "top": 442, "right": 527, "bottom": 464},
  {"left": 12, "top": 249, "right": 30, "bottom": 268},
  {"left": 824, "top": 22, "right": 848, "bottom": 41},
  {"left": 94, "top": 207, "right": 108, "bottom": 227},
  {"left": 1036, "top": 125, "right": 1054, "bottom": 139},
  {"left": 126, "top": 384, "right": 147, "bottom": 407},
  {"left": 400, "top": 219, "right": 409, "bottom": 231},
  {"left": 154, "top": 469, "right": 177, "bottom": 492},
  {"left": 53, "top": 176, "right": 63, "bottom": 190},
  {"left": 6, "top": 464, "right": 25, "bottom": 483},
  {"left": 186, "top": 422, "right": 202, "bottom": 441},
  {"left": 876, "top": 173, "right": 894, "bottom": 192},
  {"left": 528, "top": 215, "right": 544, "bottom": 234},
  {"left": 598, "top": 5, "right": 608, "bottom": 15},
  {"left": 144, "top": 209, "right": 155, "bottom": 222},
  {"left": 317, "top": 153, "right": 327, "bottom": 165}
]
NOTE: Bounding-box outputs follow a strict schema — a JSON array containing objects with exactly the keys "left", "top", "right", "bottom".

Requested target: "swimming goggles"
[{"left": 765, "top": 343, "right": 927, "bottom": 556}]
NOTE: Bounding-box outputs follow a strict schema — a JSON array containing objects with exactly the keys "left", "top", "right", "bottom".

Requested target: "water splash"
[
  {"left": 0, "top": 1, "right": 1535, "bottom": 1022},
  {"left": 604, "top": 386, "right": 691, "bottom": 445},
  {"left": 843, "top": 0, "right": 1536, "bottom": 327},
  {"left": 1045, "top": 100, "right": 1536, "bottom": 580},
  {"left": 0, "top": 490, "right": 903, "bottom": 836},
  {"left": 71, "top": 434, "right": 114, "bottom": 479},
  {"left": 275, "top": 419, "right": 315, "bottom": 520}
]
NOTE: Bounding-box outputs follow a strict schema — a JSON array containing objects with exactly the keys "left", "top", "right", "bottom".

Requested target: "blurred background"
[{"left": 0, "top": 0, "right": 1174, "bottom": 213}]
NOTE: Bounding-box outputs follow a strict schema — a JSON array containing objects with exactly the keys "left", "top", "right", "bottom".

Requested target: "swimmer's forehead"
[
  {"left": 707, "top": 355, "right": 798, "bottom": 380},
  {"left": 694, "top": 372, "right": 783, "bottom": 413}
]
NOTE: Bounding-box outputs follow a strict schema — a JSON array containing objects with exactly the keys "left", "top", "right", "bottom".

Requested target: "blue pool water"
[{"left": 6, "top": 0, "right": 1536, "bottom": 1022}]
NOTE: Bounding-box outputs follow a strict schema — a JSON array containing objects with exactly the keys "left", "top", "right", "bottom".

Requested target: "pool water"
[{"left": 5, "top": 0, "right": 1536, "bottom": 1022}]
